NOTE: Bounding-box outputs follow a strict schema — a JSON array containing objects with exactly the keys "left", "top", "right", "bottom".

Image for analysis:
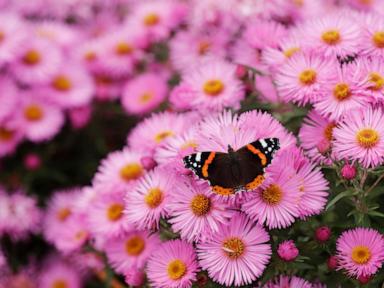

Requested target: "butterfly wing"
[{"left": 236, "top": 138, "right": 280, "bottom": 190}]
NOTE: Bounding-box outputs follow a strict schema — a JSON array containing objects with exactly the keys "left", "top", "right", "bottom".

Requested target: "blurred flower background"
[{"left": 1, "top": 0, "right": 384, "bottom": 287}]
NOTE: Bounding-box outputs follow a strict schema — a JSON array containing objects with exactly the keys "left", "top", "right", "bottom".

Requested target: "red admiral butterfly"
[{"left": 183, "top": 138, "right": 280, "bottom": 195}]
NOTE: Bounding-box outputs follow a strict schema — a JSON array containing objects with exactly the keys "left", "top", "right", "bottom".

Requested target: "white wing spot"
[
  {"left": 195, "top": 152, "right": 202, "bottom": 162},
  {"left": 259, "top": 139, "right": 267, "bottom": 148}
]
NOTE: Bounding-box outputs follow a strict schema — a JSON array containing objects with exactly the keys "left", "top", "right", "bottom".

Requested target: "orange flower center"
[
  {"left": 203, "top": 79, "right": 224, "bottom": 96},
  {"left": 24, "top": 105, "right": 44, "bottom": 121},
  {"left": 299, "top": 69, "right": 317, "bottom": 85},
  {"left": 125, "top": 235, "right": 145, "bottom": 256},
  {"left": 324, "top": 122, "right": 337, "bottom": 141},
  {"left": 198, "top": 41, "right": 211, "bottom": 55},
  {"left": 115, "top": 42, "right": 133, "bottom": 55},
  {"left": 144, "top": 13, "right": 160, "bottom": 26},
  {"left": 373, "top": 31, "right": 384, "bottom": 48},
  {"left": 261, "top": 184, "right": 283, "bottom": 205},
  {"left": 52, "top": 279, "right": 68, "bottom": 288},
  {"left": 84, "top": 51, "right": 97, "bottom": 62},
  {"left": 145, "top": 188, "right": 163, "bottom": 208},
  {"left": 222, "top": 237, "right": 245, "bottom": 259},
  {"left": 120, "top": 163, "right": 143, "bottom": 181},
  {"left": 369, "top": 72, "right": 384, "bottom": 91},
  {"left": 321, "top": 30, "right": 341, "bottom": 45},
  {"left": 0, "top": 127, "right": 14, "bottom": 141},
  {"left": 106, "top": 203, "right": 124, "bottom": 221},
  {"left": 154, "top": 130, "right": 174, "bottom": 143},
  {"left": 190, "top": 194, "right": 211, "bottom": 216},
  {"left": 167, "top": 259, "right": 187, "bottom": 280},
  {"left": 57, "top": 207, "right": 71, "bottom": 222},
  {"left": 351, "top": 245, "right": 371, "bottom": 264},
  {"left": 333, "top": 83, "right": 351, "bottom": 101},
  {"left": 283, "top": 47, "right": 300, "bottom": 58},
  {"left": 139, "top": 92, "right": 153, "bottom": 104},
  {"left": 356, "top": 128, "right": 380, "bottom": 148},
  {"left": 52, "top": 75, "right": 72, "bottom": 91},
  {"left": 22, "top": 49, "right": 41, "bottom": 65}
]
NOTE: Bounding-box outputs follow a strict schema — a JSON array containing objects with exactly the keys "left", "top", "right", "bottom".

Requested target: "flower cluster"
[{"left": 1, "top": 0, "right": 384, "bottom": 288}]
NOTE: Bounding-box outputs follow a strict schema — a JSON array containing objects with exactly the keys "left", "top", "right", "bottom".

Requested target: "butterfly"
[{"left": 183, "top": 138, "right": 280, "bottom": 195}]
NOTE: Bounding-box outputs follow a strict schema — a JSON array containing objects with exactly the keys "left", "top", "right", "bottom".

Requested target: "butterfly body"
[{"left": 183, "top": 138, "right": 280, "bottom": 194}]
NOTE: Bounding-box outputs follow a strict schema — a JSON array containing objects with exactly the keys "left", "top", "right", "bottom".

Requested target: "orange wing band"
[
  {"left": 212, "top": 185, "right": 234, "bottom": 196},
  {"left": 246, "top": 144, "right": 267, "bottom": 166},
  {"left": 245, "top": 175, "right": 265, "bottom": 191},
  {"left": 202, "top": 152, "right": 216, "bottom": 178}
]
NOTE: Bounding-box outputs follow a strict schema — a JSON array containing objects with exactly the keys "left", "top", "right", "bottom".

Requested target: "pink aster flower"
[
  {"left": 0, "top": 13, "right": 26, "bottom": 65},
  {"left": 168, "top": 177, "right": 232, "bottom": 242},
  {"left": 87, "top": 185, "right": 131, "bottom": 238},
  {"left": 254, "top": 74, "right": 281, "bottom": 103},
  {"left": 300, "top": 12, "right": 362, "bottom": 58},
  {"left": 127, "top": 112, "right": 191, "bottom": 155},
  {"left": 275, "top": 53, "right": 334, "bottom": 105},
  {"left": 169, "top": 83, "right": 196, "bottom": 111},
  {"left": 11, "top": 37, "right": 62, "bottom": 84},
  {"left": 244, "top": 19, "right": 287, "bottom": 50},
  {"left": 38, "top": 258, "right": 82, "bottom": 288},
  {"left": 68, "top": 105, "right": 92, "bottom": 130},
  {"left": 299, "top": 109, "right": 337, "bottom": 163},
  {"left": 0, "top": 120, "right": 23, "bottom": 158},
  {"left": 360, "top": 57, "right": 384, "bottom": 103},
  {"left": 104, "top": 230, "right": 161, "bottom": 273},
  {"left": 277, "top": 240, "right": 299, "bottom": 262},
  {"left": 18, "top": 93, "right": 64, "bottom": 142},
  {"left": 197, "top": 213, "right": 271, "bottom": 286},
  {"left": 360, "top": 14, "right": 384, "bottom": 57},
  {"left": 124, "top": 268, "right": 145, "bottom": 287},
  {"left": 43, "top": 63, "right": 94, "bottom": 108},
  {"left": 0, "top": 77, "right": 19, "bottom": 123},
  {"left": 314, "top": 61, "right": 368, "bottom": 121},
  {"left": 33, "top": 21, "right": 79, "bottom": 49},
  {"left": 124, "top": 167, "right": 174, "bottom": 230},
  {"left": 147, "top": 239, "right": 199, "bottom": 288},
  {"left": 178, "top": 59, "right": 244, "bottom": 111},
  {"left": 263, "top": 275, "right": 313, "bottom": 288},
  {"left": 121, "top": 73, "right": 168, "bottom": 115},
  {"left": 333, "top": 107, "right": 384, "bottom": 168},
  {"left": 92, "top": 147, "right": 144, "bottom": 191},
  {"left": 336, "top": 227, "right": 384, "bottom": 278},
  {"left": 242, "top": 165, "right": 301, "bottom": 229},
  {"left": 231, "top": 39, "right": 266, "bottom": 72}
]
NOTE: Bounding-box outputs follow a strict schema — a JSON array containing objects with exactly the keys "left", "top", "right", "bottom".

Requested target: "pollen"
[
  {"left": 106, "top": 203, "right": 124, "bottom": 221},
  {"left": 115, "top": 42, "right": 133, "bottom": 55},
  {"left": 333, "top": 83, "right": 351, "bottom": 101},
  {"left": 125, "top": 235, "right": 145, "bottom": 256},
  {"left": 139, "top": 92, "right": 153, "bottom": 104},
  {"left": 369, "top": 72, "right": 384, "bottom": 91},
  {"left": 120, "top": 163, "right": 143, "bottom": 181},
  {"left": 261, "top": 184, "right": 283, "bottom": 205},
  {"left": 299, "top": 69, "right": 317, "bottom": 85},
  {"left": 52, "top": 75, "right": 72, "bottom": 91},
  {"left": 154, "top": 130, "right": 174, "bottom": 143},
  {"left": 223, "top": 237, "right": 245, "bottom": 259},
  {"left": 283, "top": 47, "right": 300, "bottom": 58},
  {"left": 0, "top": 127, "right": 14, "bottom": 141},
  {"left": 144, "top": 13, "right": 160, "bottom": 26},
  {"left": 52, "top": 279, "right": 68, "bottom": 288},
  {"left": 351, "top": 245, "right": 371, "bottom": 264},
  {"left": 190, "top": 194, "right": 211, "bottom": 216},
  {"left": 198, "top": 41, "right": 211, "bottom": 55},
  {"left": 24, "top": 105, "right": 44, "bottom": 121},
  {"left": 57, "top": 207, "right": 71, "bottom": 222},
  {"left": 324, "top": 122, "right": 337, "bottom": 141},
  {"left": 356, "top": 128, "right": 380, "bottom": 149},
  {"left": 372, "top": 31, "right": 384, "bottom": 48},
  {"left": 145, "top": 188, "right": 163, "bottom": 208},
  {"left": 203, "top": 79, "right": 224, "bottom": 96},
  {"left": 321, "top": 30, "right": 341, "bottom": 45},
  {"left": 167, "top": 259, "right": 187, "bottom": 280},
  {"left": 22, "top": 49, "right": 41, "bottom": 65}
]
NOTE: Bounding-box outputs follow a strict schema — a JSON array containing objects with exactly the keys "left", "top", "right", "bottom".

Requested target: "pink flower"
[
  {"left": 177, "top": 59, "right": 245, "bottom": 111},
  {"left": 336, "top": 227, "right": 384, "bottom": 278},
  {"left": 0, "top": 13, "right": 26, "bottom": 65},
  {"left": 121, "top": 73, "right": 168, "bottom": 115},
  {"left": 124, "top": 268, "right": 145, "bottom": 287},
  {"left": 275, "top": 53, "right": 334, "bottom": 105},
  {"left": 104, "top": 230, "right": 161, "bottom": 273},
  {"left": 333, "top": 107, "right": 384, "bottom": 168},
  {"left": 0, "top": 120, "right": 23, "bottom": 158},
  {"left": 23, "top": 153, "right": 41, "bottom": 171},
  {"left": 360, "top": 14, "right": 384, "bottom": 57},
  {"left": 68, "top": 105, "right": 92, "bottom": 130},
  {"left": 124, "top": 167, "right": 174, "bottom": 230},
  {"left": 38, "top": 258, "right": 82, "bottom": 288},
  {"left": 341, "top": 163, "right": 357, "bottom": 180},
  {"left": 315, "top": 226, "right": 331, "bottom": 243},
  {"left": 328, "top": 255, "right": 338, "bottom": 270},
  {"left": 263, "top": 275, "right": 312, "bottom": 288},
  {"left": 168, "top": 177, "right": 232, "bottom": 242},
  {"left": 277, "top": 240, "right": 299, "bottom": 262},
  {"left": 147, "top": 239, "right": 199, "bottom": 288},
  {"left": 197, "top": 213, "right": 271, "bottom": 287},
  {"left": 169, "top": 83, "right": 196, "bottom": 111},
  {"left": 360, "top": 56, "right": 384, "bottom": 104},
  {"left": 0, "top": 77, "right": 19, "bottom": 123}
]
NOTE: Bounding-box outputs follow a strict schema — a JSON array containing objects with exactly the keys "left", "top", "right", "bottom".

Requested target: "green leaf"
[
  {"left": 368, "top": 211, "right": 384, "bottom": 218},
  {"left": 326, "top": 190, "right": 353, "bottom": 211}
]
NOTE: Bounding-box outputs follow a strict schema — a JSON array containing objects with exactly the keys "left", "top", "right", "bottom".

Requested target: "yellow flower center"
[
  {"left": 115, "top": 42, "right": 133, "bottom": 55},
  {"left": 324, "top": 122, "right": 337, "bottom": 141},
  {"left": 84, "top": 51, "right": 97, "bottom": 62},
  {"left": 293, "top": 0, "right": 304, "bottom": 6},
  {"left": 369, "top": 72, "right": 384, "bottom": 91},
  {"left": 203, "top": 79, "right": 224, "bottom": 96},
  {"left": 52, "top": 75, "right": 72, "bottom": 91},
  {"left": 356, "top": 128, "right": 380, "bottom": 148},
  {"left": 120, "top": 163, "right": 143, "bottom": 181},
  {"left": 52, "top": 279, "right": 68, "bottom": 288},
  {"left": 144, "top": 13, "right": 160, "bottom": 26},
  {"left": 155, "top": 130, "right": 174, "bottom": 143},
  {"left": 0, "top": 31, "right": 4, "bottom": 43},
  {"left": 261, "top": 184, "right": 283, "bottom": 205},
  {"left": 167, "top": 259, "right": 187, "bottom": 280},
  {"left": 106, "top": 203, "right": 124, "bottom": 221},
  {"left": 139, "top": 92, "right": 153, "bottom": 104},
  {"left": 22, "top": 49, "right": 41, "bottom": 65},
  {"left": 0, "top": 127, "right": 14, "bottom": 141},
  {"left": 222, "top": 237, "right": 245, "bottom": 259},
  {"left": 190, "top": 194, "right": 211, "bottom": 216},
  {"left": 351, "top": 245, "right": 371, "bottom": 264},
  {"left": 198, "top": 41, "right": 211, "bottom": 55},
  {"left": 333, "top": 83, "right": 351, "bottom": 101},
  {"left": 24, "top": 105, "right": 44, "bottom": 121},
  {"left": 180, "top": 141, "right": 198, "bottom": 151},
  {"left": 145, "top": 188, "right": 163, "bottom": 208},
  {"left": 372, "top": 31, "right": 384, "bottom": 48},
  {"left": 321, "top": 30, "right": 341, "bottom": 45},
  {"left": 283, "top": 47, "right": 300, "bottom": 58},
  {"left": 299, "top": 69, "right": 317, "bottom": 85},
  {"left": 57, "top": 207, "right": 71, "bottom": 221},
  {"left": 125, "top": 235, "right": 145, "bottom": 256}
]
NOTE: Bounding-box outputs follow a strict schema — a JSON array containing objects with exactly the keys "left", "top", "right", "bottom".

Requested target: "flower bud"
[
  {"left": 341, "top": 164, "right": 356, "bottom": 180},
  {"left": 140, "top": 156, "right": 157, "bottom": 170},
  {"left": 315, "top": 226, "right": 331, "bottom": 243},
  {"left": 317, "top": 139, "right": 331, "bottom": 154},
  {"left": 277, "top": 240, "right": 299, "bottom": 262},
  {"left": 358, "top": 275, "right": 371, "bottom": 285},
  {"left": 24, "top": 153, "right": 41, "bottom": 171},
  {"left": 327, "top": 255, "right": 338, "bottom": 270}
]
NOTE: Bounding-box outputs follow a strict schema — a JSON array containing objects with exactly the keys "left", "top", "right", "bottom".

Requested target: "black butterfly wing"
[{"left": 236, "top": 138, "right": 280, "bottom": 190}]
